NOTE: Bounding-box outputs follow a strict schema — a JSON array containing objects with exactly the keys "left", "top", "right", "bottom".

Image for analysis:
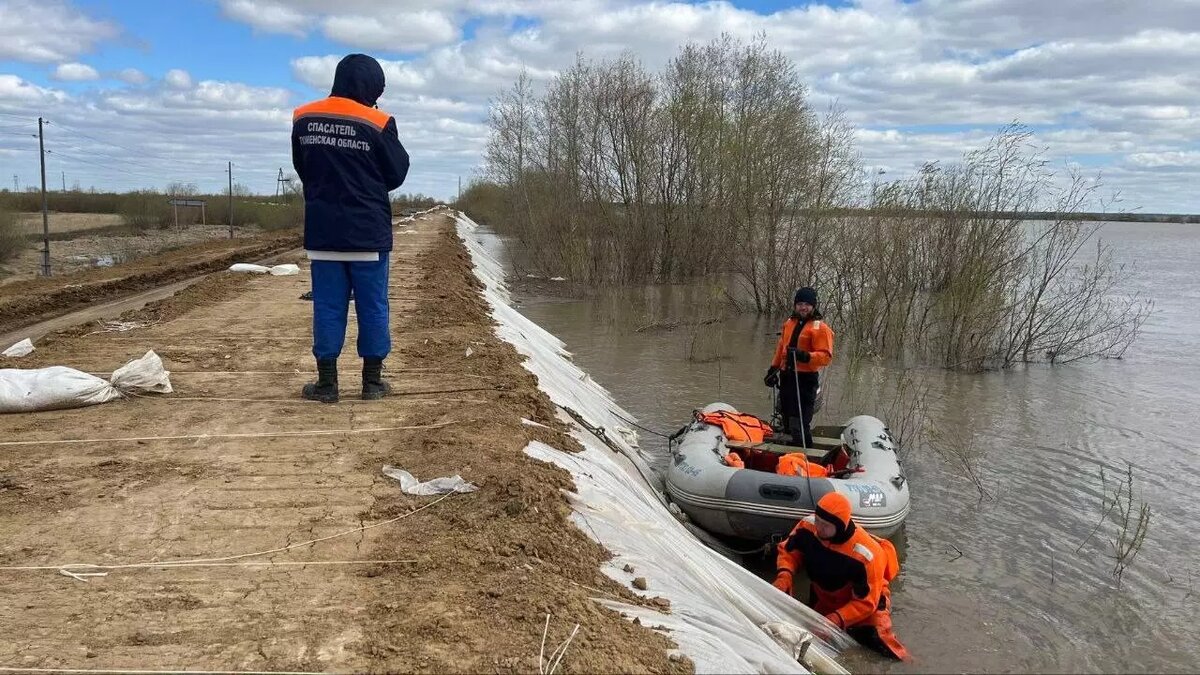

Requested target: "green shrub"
[
  {"left": 119, "top": 191, "right": 172, "bottom": 231},
  {"left": 242, "top": 201, "right": 304, "bottom": 231}
]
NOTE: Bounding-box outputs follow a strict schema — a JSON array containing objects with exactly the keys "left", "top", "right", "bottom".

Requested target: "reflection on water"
[{"left": 493, "top": 222, "right": 1200, "bottom": 673}]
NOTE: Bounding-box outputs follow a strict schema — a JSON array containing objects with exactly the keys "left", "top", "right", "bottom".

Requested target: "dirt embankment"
[
  {"left": 0, "top": 230, "right": 300, "bottom": 336},
  {"left": 0, "top": 212, "right": 688, "bottom": 673}
]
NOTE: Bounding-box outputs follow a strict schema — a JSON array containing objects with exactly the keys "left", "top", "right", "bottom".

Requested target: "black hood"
[{"left": 330, "top": 54, "right": 385, "bottom": 107}]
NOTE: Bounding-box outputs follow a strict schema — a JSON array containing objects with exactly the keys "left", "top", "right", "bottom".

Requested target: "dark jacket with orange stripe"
[{"left": 291, "top": 54, "right": 410, "bottom": 252}]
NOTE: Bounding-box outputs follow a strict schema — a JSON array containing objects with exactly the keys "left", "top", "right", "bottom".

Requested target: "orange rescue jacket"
[
  {"left": 776, "top": 517, "right": 895, "bottom": 629},
  {"left": 775, "top": 493, "right": 909, "bottom": 661},
  {"left": 772, "top": 316, "right": 834, "bottom": 373}
]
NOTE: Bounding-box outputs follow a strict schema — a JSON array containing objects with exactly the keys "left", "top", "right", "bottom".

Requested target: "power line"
[
  {"left": 46, "top": 149, "right": 179, "bottom": 184},
  {"left": 50, "top": 120, "right": 176, "bottom": 163},
  {"left": 44, "top": 120, "right": 282, "bottom": 172},
  {"left": 51, "top": 142, "right": 166, "bottom": 173}
]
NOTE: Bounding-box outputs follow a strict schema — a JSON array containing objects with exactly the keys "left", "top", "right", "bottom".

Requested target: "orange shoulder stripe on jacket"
[{"left": 293, "top": 97, "right": 390, "bottom": 130}]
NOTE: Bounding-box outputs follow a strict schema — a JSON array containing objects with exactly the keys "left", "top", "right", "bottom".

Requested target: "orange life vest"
[
  {"left": 696, "top": 410, "right": 773, "bottom": 444},
  {"left": 776, "top": 453, "right": 829, "bottom": 478}
]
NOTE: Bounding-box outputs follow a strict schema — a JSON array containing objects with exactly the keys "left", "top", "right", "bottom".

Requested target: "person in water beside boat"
[
  {"left": 773, "top": 492, "right": 910, "bottom": 661},
  {"left": 763, "top": 287, "right": 834, "bottom": 447}
]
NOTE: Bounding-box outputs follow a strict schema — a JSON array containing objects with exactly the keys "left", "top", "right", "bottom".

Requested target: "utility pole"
[
  {"left": 38, "top": 117, "right": 50, "bottom": 277},
  {"left": 61, "top": 171, "right": 66, "bottom": 192},
  {"left": 227, "top": 161, "right": 233, "bottom": 239},
  {"left": 275, "top": 167, "right": 284, "bottom": 200},
  {"left": 11, "top": 174, "right": 16, "bottom": 192},
  {"left": 457, "top": 175, "right": 462, "bottom": 202}
]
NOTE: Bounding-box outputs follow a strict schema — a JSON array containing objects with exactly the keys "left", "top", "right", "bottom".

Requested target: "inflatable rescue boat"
[{"left": 665, "top": 403, "right": 910, "bottom": 541}]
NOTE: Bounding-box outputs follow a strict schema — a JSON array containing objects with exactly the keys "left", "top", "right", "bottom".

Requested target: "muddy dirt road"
[
  {"left": 0, "top": 230, "right": 299, "bottom": 336},
  {"left": 0, "top": 212, "right": 684, "bottom": 673}
]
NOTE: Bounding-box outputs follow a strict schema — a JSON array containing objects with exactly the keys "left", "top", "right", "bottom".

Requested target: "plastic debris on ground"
[
  {"left": 2, "top": 338, "right": 34, "bottom": 358},
  {"left": 456, "top": 211, "right": 850, "bottom": 675},
  {"left": 228, "top": 263, "right": 300, "bottom": 275},
  {"left": 382, "top": 465, "right": 479, "bottom": 496},
  {"left": 0, "top": 350, "right": 173, "bottom": 414}
]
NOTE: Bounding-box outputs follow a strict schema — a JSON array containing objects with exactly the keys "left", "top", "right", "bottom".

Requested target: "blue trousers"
[{"left": 311, "top": 254, "right": 390, "bottom": 360}]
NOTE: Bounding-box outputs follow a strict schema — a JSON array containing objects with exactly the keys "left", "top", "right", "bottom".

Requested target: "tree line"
[{"left": 461, "top": 36, "right": 1149, "bottom": 371}]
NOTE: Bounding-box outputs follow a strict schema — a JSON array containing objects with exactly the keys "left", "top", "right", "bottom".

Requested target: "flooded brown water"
[{"left": 496, "top": 221, "right": 1200, "bottom": 673}]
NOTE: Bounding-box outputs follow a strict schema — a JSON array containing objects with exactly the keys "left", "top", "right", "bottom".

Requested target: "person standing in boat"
[
  {"left": 763, "top": 287, "right": 833, "bottom": 446},
  {"left": 773, "top": 492, "right": 910, "bottom": 661}
]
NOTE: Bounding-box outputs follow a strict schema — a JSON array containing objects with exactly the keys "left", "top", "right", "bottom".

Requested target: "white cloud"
[
  {"left": 117, "top": 68, "right": 149, "bottom": 85},
  {"left": 1127, "top": 151, "right": 1200, "bottom": 169},
  {"left": 164, "top": 69, "right": 193, "bottom": 89},
  {"left": 52, "top": 62, "right": 100, "bottom": 82},
  {"left": 0, "top": 74, "right": 68, "bottom": 103},
  {"left": 321, "top": 11, "right": 459, "bottom": 51},
  {"left": 168, "top": 80, "right": 292, "bottom": 110},
  {"left": 291, "top": 54, "right": 430, "bottom": 93},
  {"left": 4, "top": 0, "right": 1200, "bottom": 208},
  {"left": 0, "top": 0, "right": 119, "bottom": 62},
  {"left": 221, "top": 0, "right": 310, "bottom": 37}
]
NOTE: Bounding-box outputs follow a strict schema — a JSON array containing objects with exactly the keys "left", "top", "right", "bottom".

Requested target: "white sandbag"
[
  {"left": 229, "top": 263, "right": 271, "bottom": 274},
  {"left": 0, "top": 367, "right": 116, "bottom": 413},
  {"left": 230, "top": 263, "right": 300, "bottom": 276},
  {"left": 2, "top": 338, "right": 34, "bottom": 358},
  {"left": 110, "top": 350, "right": 173, "bottom": 395},
  {"left": 382, "top": 465, "right": 479, "bottom": 495},
  {"left": 0, "top": 350, "right": 172, "bottom": 414}
]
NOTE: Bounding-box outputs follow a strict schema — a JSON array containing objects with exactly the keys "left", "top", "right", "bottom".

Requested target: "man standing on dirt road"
[{"left": 292, "top": 53, "right": 410, "bottom": 403}]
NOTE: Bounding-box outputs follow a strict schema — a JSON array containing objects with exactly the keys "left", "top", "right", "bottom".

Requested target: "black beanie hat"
[{"left": 794, "top": 287, "right": 818, "bottom": 306}]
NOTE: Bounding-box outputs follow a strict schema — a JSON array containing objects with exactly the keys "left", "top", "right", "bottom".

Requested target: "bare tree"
[{"left": 474, "top": 48, "right": 1149, "bottom": 372}]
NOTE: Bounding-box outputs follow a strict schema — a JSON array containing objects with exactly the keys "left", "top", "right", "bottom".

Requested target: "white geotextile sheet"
[{"left": 457, "top": 212, "right": 850, "bottom": 674}]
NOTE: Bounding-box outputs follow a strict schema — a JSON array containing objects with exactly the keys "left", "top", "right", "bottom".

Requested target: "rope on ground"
[
  {"left": 87, "top": 371, "right": 495, "bottom": 378},
  {"left": 549, "top": 624, "right": 580, "bottom": 675},
  {"left": 0, "top": 662, "right": 333, "bottom": 667},
  {"left": 128, "top": 393, "right": 493, "bottom": 405},
  {"left": 50, "top": 559, "right": 420, "bottom": 582},
  {"left": 102, "top": 336, "right": 313, "bottom": 341},
  {"left": 0, "top": 421, "right": 458, "bottom": 448},
  {"left": 0, "top": 492, "right": 457, "bottom": 578},
  {"left": 608, "top": 409, "right": 673, "bottom": 440},
  {"left": 538, "top": 615, "right": 581, "bottom": 675},
  {"left": 561, "top": 406, "right": 669, "bottom": 509}
]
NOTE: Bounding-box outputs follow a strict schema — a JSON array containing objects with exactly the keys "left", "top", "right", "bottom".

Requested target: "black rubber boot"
[
  {"left": 302, "top": 358, "right": 339, "bottom": 403},
  {"left": 361, "top": 357, "right": 391, "bottom": 400}
]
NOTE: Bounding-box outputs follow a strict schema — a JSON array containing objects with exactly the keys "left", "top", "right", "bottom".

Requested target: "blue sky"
[{"left": 1, "top": 0, "right": 1198, "bottom": 210}]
